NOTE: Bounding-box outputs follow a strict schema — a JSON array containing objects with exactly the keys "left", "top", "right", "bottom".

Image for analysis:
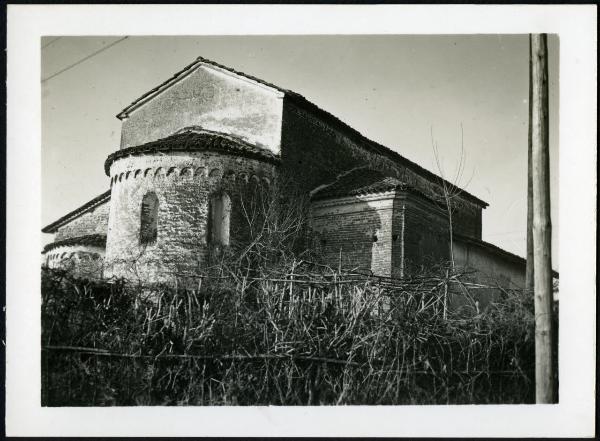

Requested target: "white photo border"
[{"left": 6, "top": 4, "right": 597, "bottom": 437}]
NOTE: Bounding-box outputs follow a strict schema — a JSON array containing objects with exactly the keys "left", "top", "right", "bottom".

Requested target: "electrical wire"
[
  {"left": 42, "top": 36, "right": 129, "bottom": 83},
  {"left": 42, "top": 37, "right": 61, "bottom": 49}
]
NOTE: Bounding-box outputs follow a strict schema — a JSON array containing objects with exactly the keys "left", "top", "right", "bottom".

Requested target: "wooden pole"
[
  {"left": 525, "top": 37, "right": 534, "bottom": 294},
  {"left": 530, "top": 33, "right": 555, "bottom": 403}
]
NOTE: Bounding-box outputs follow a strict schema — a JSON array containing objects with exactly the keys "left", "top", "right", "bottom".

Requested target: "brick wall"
[
  {"left": 390, "top": 198, "right": 405, "bottom": 277},
  {"left": 310, "top": 194, "right": 394, "bottom": 276},
  {"left": 311, "top": 190, "right": 451, "bottom": 278},
  {"left": 398, "top": 193, "right": 450, "bottom": 274},
  {"left": 55, "top": 202, "right": 110, "bottom": 241},
  {"left": 281, "top": 99, "right": 482, "bottom": 239},
  {"left": 105, "top": 150, "right": 275, "bottom": 284},
  {"left": 120, "top": 65, "right": 284, "bottom": 153}
]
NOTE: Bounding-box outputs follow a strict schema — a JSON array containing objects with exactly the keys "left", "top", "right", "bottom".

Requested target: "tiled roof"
[
  {"left": 311, "top": 168, "right": 417, "bottom": 201},
  {"left": 116, "top": 56, "right": 488, "bottom": 208},
  {"left": 290, "top": 95, "right": 488, "bottom": 208},
  {"left": 42, "top": 234, "right": 107, "bottom": 253},
  {"left": 42, "top": 191, "right": 111, "bottom": 234},
  {"left": 104, "top": 128, "right": 280, "bottom": 175},
  {"left": 454, "top": 233, "right": 559, "bottom": 279}
]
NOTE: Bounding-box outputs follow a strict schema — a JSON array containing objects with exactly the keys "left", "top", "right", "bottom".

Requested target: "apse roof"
[
  {"left": 42, "top": 234, "right": 107, "bottom": 253},
  {"left": 104, "top": 128, "right": 279, "bottom": 176}
]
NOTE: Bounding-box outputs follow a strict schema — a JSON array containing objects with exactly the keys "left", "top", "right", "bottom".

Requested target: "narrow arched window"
[
  {"left": 140, "top": 192, "right": 159, "bottom": 245},
  {"left": 208, "top": 192, "right": 231, "bottom": 246}
]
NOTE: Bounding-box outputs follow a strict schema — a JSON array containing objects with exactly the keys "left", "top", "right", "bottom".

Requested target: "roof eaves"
[
  {"left": 455, "top": 233, "right": 559, "bottom": 278},
  {"left": 311, "top": 182, "right": 443, "bottom": 210},
  {"left": 42, "top": 234, "right": 107, "bottom": 253},
  {"left": 42, "top": 191, "right": 111, "bottom": 234},
  {"left": 104, "top": 130, "right": 280, "bottom": 176},
  {"left": 311, "top": 185, "right": 402, "bottom": 201},
  {"left": 116, "top": 58, "right": 204, "bottom": 119}
]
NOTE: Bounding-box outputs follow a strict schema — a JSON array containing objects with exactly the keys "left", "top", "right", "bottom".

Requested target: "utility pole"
[
  {"left": 530, "top": 33, "right": 555, "bottom": 403},
  {"left": 525, "top": 38, "right": 534, "bottom": 295}
]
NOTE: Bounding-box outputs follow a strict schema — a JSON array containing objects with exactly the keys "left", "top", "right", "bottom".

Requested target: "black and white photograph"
[
  {"left": 5, "top": 4, "right": 596, "bottom": 438},
  {"left": 40, "top": 33, "right": 562, "bottom": 407}
]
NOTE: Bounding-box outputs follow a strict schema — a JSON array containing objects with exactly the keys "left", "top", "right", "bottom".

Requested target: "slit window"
[
  {"left": 208, "top": 192, "right": 231, "bottom": 246},
  {"left": 140, "top": 192, "right": 159, "bottom": 245}
]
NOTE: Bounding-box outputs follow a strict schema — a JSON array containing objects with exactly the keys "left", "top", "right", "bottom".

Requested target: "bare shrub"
[{"left": 42, "top": 262, "right": 540, "bottom": 405}]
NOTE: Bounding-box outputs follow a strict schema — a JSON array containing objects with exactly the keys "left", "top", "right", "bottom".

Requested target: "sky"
[{"left": 41, "top": 35, "right": 559, "bottom": 266}]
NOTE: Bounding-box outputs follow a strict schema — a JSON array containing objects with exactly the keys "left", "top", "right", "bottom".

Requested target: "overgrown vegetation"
[
  {"left": 42, "top": 262, "right": 544, "bottom": 406},
  {"left": 41, "top": 177, "right": 554, "bottom": 406}
]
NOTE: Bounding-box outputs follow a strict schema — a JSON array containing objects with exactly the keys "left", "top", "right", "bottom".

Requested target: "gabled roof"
[
  {"left": 42, "top": 191, "right": 111, "bottom": 234},
  {"left": 310, "top": 168, "right": 438, "bottom": 204},
  {"left": 104, "top": 128, "right": 279, "bottom": 176},
  {"left": 311, "top": 168, "right": 406, "bottom": 201},
  {"left": 117, "top": 56, "right": 293, "bottom": 120},
  {"left": 116, "top": 56, "right": 488, "bottom": 208}
]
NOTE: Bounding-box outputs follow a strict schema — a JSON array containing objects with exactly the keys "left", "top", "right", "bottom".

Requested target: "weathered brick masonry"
[
  {"left": 311, "top": 186, "right": 451, "bottom": 278},
  {"left": 399, "top": 194, "right": 450, "bottom": 272},
  {"left": 311, "top": 194, "right": 394, "bottom": 276}
]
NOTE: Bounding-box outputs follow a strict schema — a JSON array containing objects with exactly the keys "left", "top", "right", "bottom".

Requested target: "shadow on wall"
[
  {"left": 309, "top": 196, "right": 387, "bottom": 276},
  {"left": 309, "top": 189, "right": 453, "bottom": 278}
]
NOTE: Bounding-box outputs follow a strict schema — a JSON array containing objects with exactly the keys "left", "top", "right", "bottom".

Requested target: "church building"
[{"left": 42, "top": 56, "right": 530, "bottom": 288}]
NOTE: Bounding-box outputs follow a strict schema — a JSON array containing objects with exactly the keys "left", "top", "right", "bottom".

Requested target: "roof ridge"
[
  {"left": 117, "top": 56, "right": 293, "bottom": 120},
  {"left": 194, "top": 56, "right": 293, "bottom": 95}
]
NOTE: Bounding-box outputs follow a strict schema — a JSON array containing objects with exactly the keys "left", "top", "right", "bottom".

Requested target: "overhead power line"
[
  {"left": 42, "top": 37, "right": 61, "bottom": 50},
  {"left": 42, "top": 36, "right": 129, "bottom": 83}
]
